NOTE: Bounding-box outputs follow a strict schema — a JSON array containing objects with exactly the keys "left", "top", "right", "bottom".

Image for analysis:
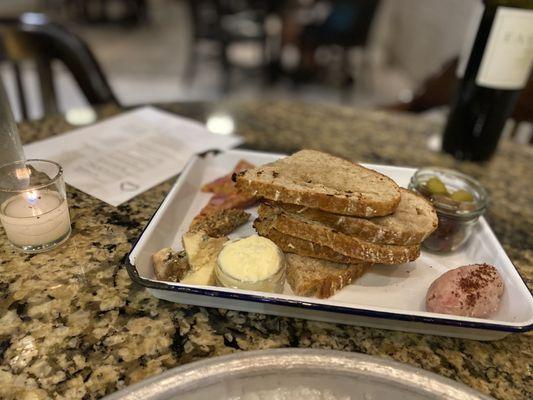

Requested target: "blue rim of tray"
[{"left": 124, "top": 151, "right": 533, "bottom": 334}]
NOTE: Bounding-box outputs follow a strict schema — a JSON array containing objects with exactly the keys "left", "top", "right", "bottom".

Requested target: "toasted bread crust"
[
  {"left": 190, "top": 209, "right": 250, "bottom": 237},
  {"left": 262, "top": 189, "right": 438, "bottom": 246},
  {"left": 266, "top": 212, "right": 420, "bottom": 264},
  {"left": 286, "top": 253, "right": 367, "bottom": 298},
  {"left": 235, "top": 150, "right": 400, "bottom": 217},
  {"left": 254, "top": 218, "right": 364, "bottom": 264}
]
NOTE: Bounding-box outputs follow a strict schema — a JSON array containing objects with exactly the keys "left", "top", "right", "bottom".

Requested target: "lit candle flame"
[
  {"left": 24, "top": 190, "right": 42, "bottom": 216},
  {"left": 25, "top": 190, "right": 39, "bottom": 204}
]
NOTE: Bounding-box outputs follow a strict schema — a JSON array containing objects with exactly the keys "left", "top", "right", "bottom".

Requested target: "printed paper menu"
[{"left": 24, "top": 107, "right": 243, "bottom": 206}]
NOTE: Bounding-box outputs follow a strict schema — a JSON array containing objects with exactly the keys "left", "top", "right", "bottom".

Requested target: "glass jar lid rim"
[
  {"left": 410, "top": 167, "right": 488, "bottom": 217},
  {"left": 0, "top": 159, "right": 63, "bottom": 193}
]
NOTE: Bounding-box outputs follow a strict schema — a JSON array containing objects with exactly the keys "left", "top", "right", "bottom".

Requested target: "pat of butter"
[{"left": 218, "top": 235, "right": 282, "bottom": 282}]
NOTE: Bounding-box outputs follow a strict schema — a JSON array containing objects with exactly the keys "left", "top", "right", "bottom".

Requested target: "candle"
[
  {"left": 0, "top": 159, "right": 71, "bottom": 253},
  {"left": 0, "top": 190, "right": 71, "bottom": 247}
]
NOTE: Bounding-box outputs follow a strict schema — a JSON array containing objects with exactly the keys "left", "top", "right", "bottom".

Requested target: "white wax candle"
[{"left": 0, "top": 190, "right": 71, "bottom": 247}]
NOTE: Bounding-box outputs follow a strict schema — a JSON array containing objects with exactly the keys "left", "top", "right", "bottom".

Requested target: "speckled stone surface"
[{"left": 1, "top": 101, "right": 531, "bottom": 400}]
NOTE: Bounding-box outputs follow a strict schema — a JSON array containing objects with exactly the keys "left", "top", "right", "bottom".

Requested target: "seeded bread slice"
[
  {"left": 190, "top": 208, "right": 250, "bottom": 237},
  {"left": 286, "top": 253, "right": 367, "bottom": 298},
  {"left": 235, "top": 150, "right": 400, "bottom": 217},
  {"left": 258, "top": 210, "right": 420, "bottom": 264},
  {"left": 254, "top": 217, "right": 363, "bottom": 264},
  {"left": 263, "top": 189, "right": 437, "bottom": 246}
]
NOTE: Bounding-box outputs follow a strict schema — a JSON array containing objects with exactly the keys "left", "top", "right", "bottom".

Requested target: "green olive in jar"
[
  {"left": 426, "top": 177, "right": 449, "bottom": 195},
  {"left": 451, "top": 189, "right": 474, "bottom": 202}
]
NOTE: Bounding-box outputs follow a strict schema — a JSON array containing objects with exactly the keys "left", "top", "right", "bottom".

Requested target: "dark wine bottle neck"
[{"left": 463, "top": 7, "right": 497, "bottom": 84}]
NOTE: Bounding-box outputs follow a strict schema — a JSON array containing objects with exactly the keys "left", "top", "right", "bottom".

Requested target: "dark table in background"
[{"left": 1, "top": 101, "right": 532, "bottom": 399}]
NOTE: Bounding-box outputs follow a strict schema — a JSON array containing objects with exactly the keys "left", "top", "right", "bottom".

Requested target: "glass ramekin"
[
  {"left": 409, "top": 167, "right": 488, "bottom": 253},
  {"left": 215, "top": 239, "right": 286, "bottom": 293}
]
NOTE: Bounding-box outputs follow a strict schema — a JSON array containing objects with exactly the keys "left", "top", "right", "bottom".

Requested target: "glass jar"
[
  {"left": 215, "top": 237, "right": 286, "bottom": 293},
  {"left": 409, "top": 167, "right": 487, "bottom": 253}
]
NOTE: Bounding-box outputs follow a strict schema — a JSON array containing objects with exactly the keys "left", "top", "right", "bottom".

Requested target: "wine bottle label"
[{"left": 476, "top": 7, "right": 533, "bottom": 90}]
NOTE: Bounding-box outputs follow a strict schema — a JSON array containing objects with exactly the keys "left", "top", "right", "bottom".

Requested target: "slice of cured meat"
[
  {"left": 201, "top": 160, "right": 255, "bottom": 195},
  {"left": 193, "top": 192, "right": 257, "bottom": 225}
]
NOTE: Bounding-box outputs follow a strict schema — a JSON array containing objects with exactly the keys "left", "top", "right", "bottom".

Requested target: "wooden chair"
[
  {"left": 0, "top": 13, "right": 118, "bottom": 120},
  {"left": 296, "top": 0, "right": 381, "bottom": 89},
  {"left": 64, "top": 0, "right": 149, "bottom": 26},
  {"left": 186, "top": 0, "right": 273, "bottom": 91}
]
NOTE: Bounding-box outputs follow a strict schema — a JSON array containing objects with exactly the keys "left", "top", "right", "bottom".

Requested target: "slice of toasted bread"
[
  {"left": 262, "top": 189, "right": 437, "bottom": 246},
  {"left": 235, "top": 150, "right": 400, "bottom": 217},
  {"left": 258, "top": 211, "right": 420, "bottom": 264},
  {"left": 286, "top": 253, "right": 367, "bottom": 298},
  {"left": 190, "top": 208, "right": 250, "bottom": 237},
  {"left": 254, "top": 217, "right": 363, "bottom": 264}
]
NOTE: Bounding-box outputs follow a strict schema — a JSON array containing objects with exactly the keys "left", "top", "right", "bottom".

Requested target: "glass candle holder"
[{"left": 0, "top": 159, "right": 71, "bottom": 253}]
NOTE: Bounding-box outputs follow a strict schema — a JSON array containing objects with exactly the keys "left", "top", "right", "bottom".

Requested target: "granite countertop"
[{"left": 1, "top": 101, "right": 531, "bottom": 400}]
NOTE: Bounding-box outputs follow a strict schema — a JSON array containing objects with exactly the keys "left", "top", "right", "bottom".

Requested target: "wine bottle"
[{"left": 442, "top": 0, "right": 533, "bottom": 161}]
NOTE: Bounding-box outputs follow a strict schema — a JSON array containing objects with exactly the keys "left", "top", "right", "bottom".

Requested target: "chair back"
[
  {"left": 323, "top": 0, "right": 381, "bottom": 47},
  {"left": 0, "top": 13, "right": 118, "bottom": 120}
]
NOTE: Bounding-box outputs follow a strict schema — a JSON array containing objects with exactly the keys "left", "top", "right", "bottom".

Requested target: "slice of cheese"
[
  {"left": 180, "top": 263, "right": 216, "bottom": 286},
  {"left": 181, "top": 231, "right": 227, "bottom": 286},
  {"left": 182, "top": 232, "right": 202, "bottom": 269}
]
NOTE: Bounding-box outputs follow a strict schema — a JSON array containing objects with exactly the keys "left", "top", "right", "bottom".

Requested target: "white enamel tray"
[{"left": 126, "top": 149, "right": 533, "bottom": 340}]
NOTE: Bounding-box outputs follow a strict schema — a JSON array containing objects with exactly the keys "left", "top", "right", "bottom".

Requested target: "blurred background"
[{"left": 0, "top": 0, "right": 530, "bottom": 143}]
